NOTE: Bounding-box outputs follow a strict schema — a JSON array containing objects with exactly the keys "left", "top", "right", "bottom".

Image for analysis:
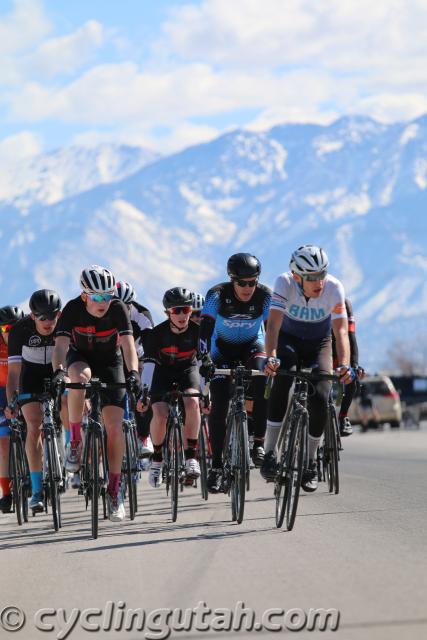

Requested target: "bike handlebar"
[
  {"left": 161, "top": 390, "right": 204, "bottom": 402},
  {"left": 64, "top": 381, "right": 128, "bottom": 390},
  {"left": 213, "top": 368, "right": 266, "bottom": 377},
  {"left": 264, "top": 368, "right": 340, "bottom": 400}
]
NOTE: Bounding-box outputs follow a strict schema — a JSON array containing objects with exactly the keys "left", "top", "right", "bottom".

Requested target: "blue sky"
[{"left": 1, "top": 0, "right": 427, "bottom": 163}]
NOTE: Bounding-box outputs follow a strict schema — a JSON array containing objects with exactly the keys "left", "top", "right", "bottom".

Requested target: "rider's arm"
[
  {"left": 6, "top": 362, "right": 21, "bottom": 404},
  {"left": 345, "top": 299, "right": 359, "bottom": 367},
  {"left": 52, "top": 336, "right": 70, "bottom": 371},
  {"left": 6, "top": 323, "right": 23, "bottom": 403},
  {"left": 265, "top": 309, "right": 284, "bottom": 358},
  {"left": 332, "top": 317, "right": 350, "bottom": 366},
  {"left": 198, "top": 287, "right": 219, "bottom": 354},
  {"left": 121, "top": 334, "right": 139, "bottom": 373}
]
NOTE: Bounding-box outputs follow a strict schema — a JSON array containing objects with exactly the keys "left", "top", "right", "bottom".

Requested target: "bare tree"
[{"left": 386, "top": 335, "right": 427, "bottom": 375}]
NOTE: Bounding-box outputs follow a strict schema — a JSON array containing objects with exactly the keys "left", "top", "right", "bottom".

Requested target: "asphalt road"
[{"left": 1, "top": 424, "right": 426, "bottom": 640}]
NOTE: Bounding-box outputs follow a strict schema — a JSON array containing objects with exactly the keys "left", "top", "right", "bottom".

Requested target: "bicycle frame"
[
  {"left": 17, "top": 382, "right": 64, "bottom": 531},
  {"left": 214, "top": 365, "right": 265, "bottom": 524},
  {"left": 63, "top": 378, "right": 126, "bottom": 538},
  {"left": 7, "top": 398, "right": 30, "bottom": 526}
]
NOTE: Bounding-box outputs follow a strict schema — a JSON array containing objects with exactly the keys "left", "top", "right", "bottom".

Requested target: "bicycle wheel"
[
  {"left": 324, "top": 406, "right": 339, "bottom": 494},
  {"left": 124, "top": 427, "right": 136, "bottom": 521},
  {"left": 170, "top": 424, "right": 179, "bottom": 522},
  {"left": 21, "top": 440, "right": 30, "bottom": 523},
  {"left": 46, "top": 435, "right": 61, "bottom": 531},
  {"left": 90, "top": 431, "right": 100, "bottom": 539},
  {"left": 275, "top": 412, "right": 292, "bottom": 528},
  {"left": 231, "top": 413, "right": 248, "bottom": 525},
  {"left": 284, "top": 412, "right": 307, "bottom": 531},
  {"left": 198, "top": 417, "right": 208, "bottom": 501},
  {"left": 10, "top": 441, "right": 23, "bottom": 526},
  {"left": 131, "top": 427, "right": 139, "bottom": 514}
]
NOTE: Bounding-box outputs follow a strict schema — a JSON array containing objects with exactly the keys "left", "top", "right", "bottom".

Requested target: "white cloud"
[
  {"left": 21, "top": 20, "right": 104, "bottom": 79},
  {"left": 72, "top": 121, "right": 219, "bottom": 154},
  {"left": 353, "top": 93, "right": 427, "bottom": 123},
  {"left": 5, "top": 63, "right": 347, "bottom": 126},
  {"left": 0, "top": 0, "right": 50, "bottom": 56},
  {"left": 0, "top": 131, "right": 41, "bottom": 165},
  {"left": 2, "top": 0, "right": 427, "bottom": 151},
  {"left": 161, "top": 0, "right": 427, "bottom": 74}
]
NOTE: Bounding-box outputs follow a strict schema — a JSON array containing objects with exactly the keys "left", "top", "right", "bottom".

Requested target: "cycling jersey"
[
  {"left": 56, "top": 297, "right": 133, "bottom": 362},
  {"left": 7, "top": 315, "right": 56, "bottom": 401},
  {"left": 141, "top": 319, "right": 200, "bottom": 401},
  {"left": 0, "top": 338, "right": 8, "bottom": 387},
  {"left": 271, "top": 272, "right": 346, "bottom": 340},
  {"left": 130, "top": 300, "right": 153, "bottom": 361},
  {"left": 8, "top": 316, "right": 55, "bottom": 366},
  {"left": 200, "top": 282, "right": 271, "bottom": 359},
  {"left": 130, "top": 301, "right": 153, "bottom": 333},
  {"left": 142, "top": 320, "right": 199, "bottom": 370}
]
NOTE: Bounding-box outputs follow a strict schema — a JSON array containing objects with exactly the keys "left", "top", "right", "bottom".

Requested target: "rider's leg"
[
  {"left": 265, "top": 342, "right": 297, "bottom": 454},
  {"left": 208, "top": 374, "right": 231, "bottom": 468},
  {"left": 21, "top": 401, "right": 43, "bottom": 497}
]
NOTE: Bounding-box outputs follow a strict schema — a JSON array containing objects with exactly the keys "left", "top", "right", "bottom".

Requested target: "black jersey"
[
  {"left": 142, "top": 319, "right": 200, "bottom": 371},
  {"left": 8, "top": 315, "right": 56, "bottom": 367},
  {"left": 56, "top": 296, "right": 133, "bottom": 361}
]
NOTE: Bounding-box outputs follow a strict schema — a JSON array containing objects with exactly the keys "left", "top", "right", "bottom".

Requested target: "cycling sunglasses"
[
  {"left": 0, "top": 323, "right": 13, "bottom": 334},
  {"left": 169, "top": 305, "right": 192, "bottom": 315},
  {"left": 34, "top": 312, "right": 59, "bottom": 321},
  {"left": 191, "top": 310, "right": 201, "bottom": 318},
  {"left": 303, "top": 271, "right": 328, "bottom": 282},
  {"left": 87, "top": 293, "right": 115, "bottom": 302},
  {"left": 232, "top": 278, "right": 258, "bottom": 288}
]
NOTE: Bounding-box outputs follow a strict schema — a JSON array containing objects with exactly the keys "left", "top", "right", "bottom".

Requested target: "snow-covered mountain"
[
  {"left": 0, "top": 143, "right": 159, "bottom": 209},
  {"left": 1, "top": 115, "right": 426, "bottom": 370}
]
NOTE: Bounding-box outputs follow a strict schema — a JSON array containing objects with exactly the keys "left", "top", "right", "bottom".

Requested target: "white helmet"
[
  {"left": 289, "top": 245, "right": 329, "bottom": 276},
  {"left": 191, "top": 292, "right": 205, "bottom": 312},
  {"left": 115, "top": 281, "right": 136, "bottom": 304},
  {"left": 80, "top": 265, "right": 116, "bottom": 294}
]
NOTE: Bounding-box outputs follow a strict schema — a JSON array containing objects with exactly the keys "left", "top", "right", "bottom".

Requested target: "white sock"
[
  {"left": 265, "top": 420, "right": 282, "bottom": 454},
  {"left": 308, "top": 435, "right": 322, "bottom": 461}
]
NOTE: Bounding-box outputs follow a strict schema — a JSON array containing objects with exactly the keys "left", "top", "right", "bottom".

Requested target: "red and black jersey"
[
  {"left": 56, "top": 296, "right": 133, "bottom": 362},
  {"left": 142, "top": 319, "right": 200, "bottom": 370}
]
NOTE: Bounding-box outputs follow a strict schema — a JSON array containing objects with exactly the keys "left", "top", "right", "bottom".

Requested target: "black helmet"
[
  {"left": 29, "top": 289, "right": 62, "bottom": 317},
  {"left": 163, "top": 287, "right": 193, "bottom": 310},
  {"left": 0, "top": 305, "right": 24, "bottom": 325},
  {"left": 227, "top": 253, "right": 261, "bottom": 279}
]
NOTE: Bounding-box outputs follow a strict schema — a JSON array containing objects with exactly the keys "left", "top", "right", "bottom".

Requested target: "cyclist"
[
  {"left": 52, "top": 265, "right": 141, "bottom": 523},
  {"left": 332, "top": 298, "right": 364, "bottom": 437},
  {"left": 190, "top": 292, "right": 205, "bottom": 325},
  {"left": 198, "top": 253, "right": 271, "bottom": 493},
  {"left": 115, "top": 280, "right": 154, "bottom": 459},
  {"left": 139, "top": 288, "right": 203, "bottom": 488},
  {"left": 0, "top": 306, "right": 24, "bottom": 513},
  {"left": 6, "top": 290, "right": 63, "bottom": 513},
  {"left": 262, "top": 244, "right": 354, "bottom": 492}
]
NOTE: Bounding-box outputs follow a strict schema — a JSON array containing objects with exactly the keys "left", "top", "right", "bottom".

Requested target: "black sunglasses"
[{"left": 233, "top": 278, "right": 258, "bottom": 288}]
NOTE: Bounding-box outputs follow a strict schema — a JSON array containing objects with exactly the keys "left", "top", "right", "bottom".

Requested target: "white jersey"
[{"left": 271, "top": 272, "right": 346, "bottom": 340}]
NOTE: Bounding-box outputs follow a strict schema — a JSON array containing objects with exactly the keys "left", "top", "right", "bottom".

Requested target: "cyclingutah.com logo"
[{"left": 1, "top": 601, "right": 340, "bottom": 639}]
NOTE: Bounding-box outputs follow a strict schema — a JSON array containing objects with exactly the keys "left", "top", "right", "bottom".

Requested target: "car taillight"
[{"left": 383, "top": 391, "right": 399, "bottom": 399}]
